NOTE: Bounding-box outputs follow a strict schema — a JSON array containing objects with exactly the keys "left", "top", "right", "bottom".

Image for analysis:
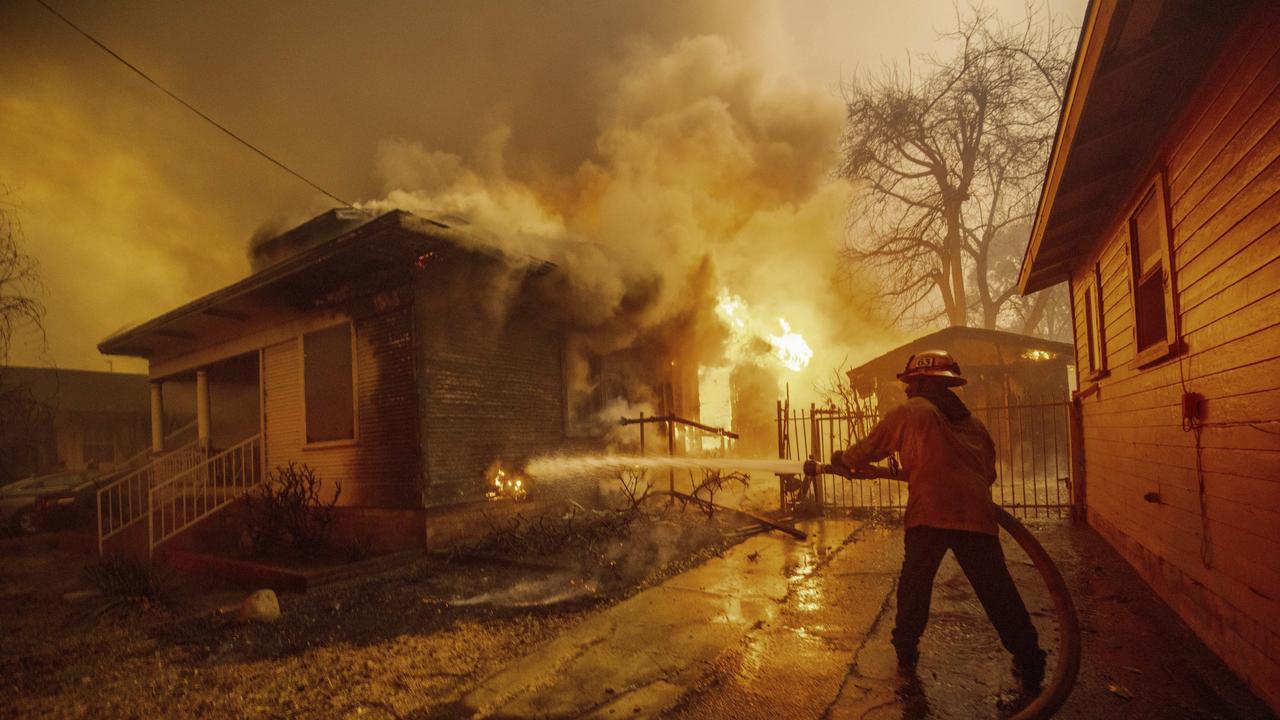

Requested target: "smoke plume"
[{"left": 362, "top": 36, "right": 890, "bottom": 418}]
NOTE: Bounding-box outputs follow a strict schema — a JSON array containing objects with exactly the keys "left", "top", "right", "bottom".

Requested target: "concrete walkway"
[
  {"left": 457, "top": 519, "right": 861, "bottom": 718},
  {"left": 450, "top": 517, "right": 1275, "bottom": 719}
]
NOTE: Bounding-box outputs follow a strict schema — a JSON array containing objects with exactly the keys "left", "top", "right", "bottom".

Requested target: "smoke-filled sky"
[{"left": 0, "top": 0, "right": 1084, "bottom": 383}]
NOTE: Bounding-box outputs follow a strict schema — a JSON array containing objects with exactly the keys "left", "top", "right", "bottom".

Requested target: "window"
[
  {"left": 1128, "top": 174, "right": 1179, "bottom": 366},
  {"left": 82, "top": 423, "right": 116, "bottom": 467},
  {"left": 303, "top": 323, "right": 355, "bottom": 444},
  {"left": 1083, "top": 262, "right": 1107, "bottom": 379}
]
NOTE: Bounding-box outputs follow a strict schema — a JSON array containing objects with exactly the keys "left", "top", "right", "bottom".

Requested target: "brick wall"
[{"left": 413, "top": 258, "right": 566, "bottom": 505}]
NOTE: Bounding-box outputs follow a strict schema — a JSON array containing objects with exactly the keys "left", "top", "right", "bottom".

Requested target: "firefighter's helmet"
[{"left": 896, "top": 349, "right": 967, "bottom": 386}]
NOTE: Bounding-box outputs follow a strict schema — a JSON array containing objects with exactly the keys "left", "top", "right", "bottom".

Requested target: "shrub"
[
  {"left": 244, "top": 462, "right": 340, "bottom": 557},
  {"left": 82, "top": 554, "right": 175, "bottom": 616}
]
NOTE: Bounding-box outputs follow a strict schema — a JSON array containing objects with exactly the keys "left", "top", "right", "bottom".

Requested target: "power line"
[{"left": 32, "top": 0, "right": 353, "bottom": 208}]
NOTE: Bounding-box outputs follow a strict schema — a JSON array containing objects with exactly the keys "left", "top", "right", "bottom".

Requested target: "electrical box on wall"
[{"left": 1182, "top": 392, "right": 1205, "bottom": 423}]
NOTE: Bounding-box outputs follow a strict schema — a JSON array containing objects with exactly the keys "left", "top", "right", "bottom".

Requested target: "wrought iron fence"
[{"left": 776, "top": 400, "right": 1075, "bottom": 519}]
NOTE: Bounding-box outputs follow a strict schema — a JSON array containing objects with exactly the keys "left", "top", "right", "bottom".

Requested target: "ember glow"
[
  {"left": 487, "top": 466, "right": 528, "bottom": 502},
  {"left": 697, "top": 290, "right": 816, "bottom": 445}
]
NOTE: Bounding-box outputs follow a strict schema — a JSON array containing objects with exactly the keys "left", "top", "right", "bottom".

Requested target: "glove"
[{"left": 828, "top": 450, "right": 853, "bottom": 478}]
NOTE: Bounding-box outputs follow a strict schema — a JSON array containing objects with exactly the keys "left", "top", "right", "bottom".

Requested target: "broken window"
[
  {"left": 1128, "top": 175, "right": 1179, "bottom": 365},
  {"left": 303, "top": 323, "right": 355, "bottom": 444}
]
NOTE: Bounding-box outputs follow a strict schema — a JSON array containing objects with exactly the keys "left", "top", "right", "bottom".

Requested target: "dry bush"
[
  {"left": 244, "top": 462, "right": 341, "bottom": 558},
  {"left": 82, "top": 554, "right": 176, "bottom": 617}
]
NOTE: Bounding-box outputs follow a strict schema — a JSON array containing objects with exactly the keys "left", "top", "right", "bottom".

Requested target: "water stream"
[{"left": 525, "top": 454, "right": 806, "bottom": 480}]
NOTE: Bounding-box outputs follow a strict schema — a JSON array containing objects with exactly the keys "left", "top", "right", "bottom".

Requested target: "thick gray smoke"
[{"left": 361, "top": 36, "right": 892, "bottom": 422}]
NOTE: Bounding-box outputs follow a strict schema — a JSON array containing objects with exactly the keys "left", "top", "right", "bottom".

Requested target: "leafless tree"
[
  {"left": 839, "top": 3, "right": 1073, "bottom": 337},
  {"left": 0, "top": 187, "right": 45, "bottom": 360},
  {"left": 0, "top": 188, "right": 50, "bottom": 480}
]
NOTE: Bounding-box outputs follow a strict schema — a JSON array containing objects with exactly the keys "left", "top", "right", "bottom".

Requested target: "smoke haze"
[{"left": 0, "top": 0, "right": 1085, "bottom": 395}]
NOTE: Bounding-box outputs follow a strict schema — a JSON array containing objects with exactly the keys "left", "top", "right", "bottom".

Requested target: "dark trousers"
[{"left": 892, "top": 526, "right": 1045, "bottom": 671}]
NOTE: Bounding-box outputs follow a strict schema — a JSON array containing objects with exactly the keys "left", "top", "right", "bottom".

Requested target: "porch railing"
[
  {"left": 619, "top": 413, "right": 738, "bottom": 492},
  {"left": 148, "top": 434, "right": 262, "bottom": 556},
  {"left": 110, "top": 421, "right": 197, "bottom": 477},
  {"left": 95, "top": 436, "right": 203, "bottom": 554}
]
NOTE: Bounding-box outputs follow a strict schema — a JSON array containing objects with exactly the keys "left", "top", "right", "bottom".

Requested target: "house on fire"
[
  {"left": 1020, "top": 0, "right": 1280, "bottom": 710},
  {"left": 97, "top": 208, "right": 695, "bottom": 552}
]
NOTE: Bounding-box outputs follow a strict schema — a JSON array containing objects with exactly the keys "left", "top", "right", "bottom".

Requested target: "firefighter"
[{"left": 830, "top": 350, "right": 1046, "bottom": 693}]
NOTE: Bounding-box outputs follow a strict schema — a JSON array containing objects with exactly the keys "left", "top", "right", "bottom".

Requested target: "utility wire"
[{"left": 33, "top": 0, "right": 353, "bottom": 208}]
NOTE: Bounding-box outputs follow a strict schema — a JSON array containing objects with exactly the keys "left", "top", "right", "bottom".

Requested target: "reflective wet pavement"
[{"left": 454, "top": 517, "right": 1275, "bottom": 719}]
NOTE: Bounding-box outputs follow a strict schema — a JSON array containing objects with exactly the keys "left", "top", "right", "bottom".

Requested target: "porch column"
[
  {"left": 196, "top": 369, "right": 211, "bottom": 453},
  {"left": 149, "top": 382, "right": 165, "bottom": 453}
]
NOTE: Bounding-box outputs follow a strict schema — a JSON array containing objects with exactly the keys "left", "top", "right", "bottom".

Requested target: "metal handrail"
[
  {"left": 147, "top": 434, "right": 262, "bottom": 556},
  {"left": 112, "top": 420, "right": 197, "bottom": 476},
  {"left": 619, "top": 414, "right": 740, "bottom": 439},
  {"left": 95, "top": 437, "right": 203, "bottom": 554}
]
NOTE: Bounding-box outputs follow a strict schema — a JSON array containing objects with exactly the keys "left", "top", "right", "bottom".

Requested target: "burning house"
[
  {"left": 96, "top": 208, "right": 696, "bottom": 554},
  {"left": 1020, "top": 0, "right": 1280, "bottom": 710}
]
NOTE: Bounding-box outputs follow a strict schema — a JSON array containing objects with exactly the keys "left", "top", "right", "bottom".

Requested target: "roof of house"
[
  {"left": 848, "top": 326, "right": 1075, "bottom": 382},
  {"left": 0, "top": 366, "right": 149, "bottom": 415},
  {"left": 98, "top": 208, "right": 554, "bottom": 359},
  {"left": 1018, "top": 0, "right": 1255, "bottom": 293}
]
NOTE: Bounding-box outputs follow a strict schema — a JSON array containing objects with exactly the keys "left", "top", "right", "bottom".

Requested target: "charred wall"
[{"left": 413, "top": 257, "right": 565, "bottom": 505}]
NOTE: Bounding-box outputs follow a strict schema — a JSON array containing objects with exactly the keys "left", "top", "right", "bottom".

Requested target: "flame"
[
  {"left": 768, "top": 318, "right": 813, "bottom": 371},
  {"left": 713, "top": 289, "right": 811, "bottom": 372},
  {"left": 486, "top": 466, "right": 528, "bottom": 501}
]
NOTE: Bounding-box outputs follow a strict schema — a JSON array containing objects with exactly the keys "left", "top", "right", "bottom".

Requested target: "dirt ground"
[
  {"left": 0, "top": 504, "right": 743, "bottom": 720},
  {"left": 0, "top": 510, "right": 1275, "bottom": 719}
]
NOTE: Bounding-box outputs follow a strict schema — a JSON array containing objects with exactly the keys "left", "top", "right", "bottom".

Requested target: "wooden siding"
[
  {"left": 414, "top": 269, "right": 565, "bottom": 506},
  {"left": 1068, "top": 7, "right": 1280, "bottom": 708},
  {"left": 262, "top": 306, "right": 421, "bottom": 508}
]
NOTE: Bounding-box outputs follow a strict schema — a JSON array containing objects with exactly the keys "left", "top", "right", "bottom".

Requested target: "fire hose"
[{"left": 801, "top": 459, "right": 1081, "bottom": 719}]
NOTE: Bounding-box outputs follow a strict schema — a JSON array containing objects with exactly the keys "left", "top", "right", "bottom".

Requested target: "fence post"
[
  {"left": 1068, "top": 397, "right": 1087, "bottom": 520},
  {"left": 667, "top": 418, "right": 675, "bottom": 494},
  {"left": 776, "top": 401, "right": 785, "bottom": 510},
  {"left": 639, "top": 411, "right": 646, "bottom": 457},
  {"left": 810, "top": 404, "right": 824, "bottom": 511}
]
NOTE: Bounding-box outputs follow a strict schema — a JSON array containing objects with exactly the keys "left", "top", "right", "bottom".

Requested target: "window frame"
[
  {"left": 1126, "top": 172, "right": 1181, "bottom": 368},
  {"left": 299, "top": 320, "right": 359, "bottom": 449},
  {"left": 1083, "top": 261, "right": 1108, "bottom": 381}
]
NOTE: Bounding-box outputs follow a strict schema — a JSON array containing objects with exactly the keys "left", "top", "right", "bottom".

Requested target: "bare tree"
[
  {"left": 0, "top": 187, "right": 45, "bottom": 360},
  {"left": 839, "top": 3, "right": 1073, "bottom": 337}
]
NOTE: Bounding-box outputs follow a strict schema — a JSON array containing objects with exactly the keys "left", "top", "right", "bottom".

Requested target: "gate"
[{"left": 776, "top": 400, "right": 1076, "bottom": 519}]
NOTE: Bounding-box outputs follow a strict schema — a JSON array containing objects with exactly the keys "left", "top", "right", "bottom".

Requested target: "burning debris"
[{"left": 485, "top": 464, "right": 528, "bottom": 502}]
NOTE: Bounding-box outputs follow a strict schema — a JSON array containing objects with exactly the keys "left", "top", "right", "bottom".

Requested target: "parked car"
[{"left": 0, "top": 470, "right": 102, "bottom": 534}]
